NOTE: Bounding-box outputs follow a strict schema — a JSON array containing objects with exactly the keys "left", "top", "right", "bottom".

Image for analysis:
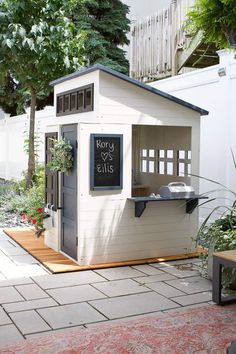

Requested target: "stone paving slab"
[
  {"left": 33, "top": 271, "right": 106, "bottom": 290},
  {"left": 15, "top": 284, "right": 49, "bottom": 300},
  {"left": 158, "top": 266, "right": 199, "bottom": 278},
  {"left": 89, "top": 291, "right": 180, "bottom": 319},
  {"left": 150, "top": 258, "right": 201, "bottom": 268},
  {"left": 0, "top": 286, "right": 24, "bottom": 303},
  {"left": 38, "top": 303, "right": 107, "bottom": 329},
  {"left": 0, "top": 277, "right": 34, "bottom": 288},
  {"left": 25, "top": 325, "right": 85, "bottom": 340},
  {"left": 134, "top": 273, "right": 177, "bottom": 284},
  {"left": 0, "top": 324, "right": 24, "bottom": 345},
  {"left": 47, "top": 284, "right": 107, "bottom": 305},
  {"left": 10, "top": 254, "right": 39, "bottom": 265},
  {"left": 163, "top": 302, "right": 211, "bottom": 314},
  {"left": 165, "top": 276, "right": 212, "bottom": 294},
  {"left": 146, "top": 281, "right": 186, "bottom": 297},
  {"left": 94, "top": 266, "right": 145, "bottom": 280},
  {"left": 85, "top": 310, "right": 165, "bottom": 328},
  {"left": 10, "top": 310, "right": 51, "bottom": 335},
  {"left": 2, "top": 264, "right": 49, "bottom": 279},
  {"left": 0, "top": 306, "right": 12, "bottom": 325},
  {"left": 1, "top": 246, "right": 28, "bottom": 256},
  {"left": 171, "top": 291, "right": 212, "bottom": 306},
  {"left": 92, "top": 279, "right": 151, "bottom": 297},
  {"left": 131, "top": 264, "right": 166, "bottom": 275},
  {"left": 3, "top": 298, "right": 58, "bottom": 313}
]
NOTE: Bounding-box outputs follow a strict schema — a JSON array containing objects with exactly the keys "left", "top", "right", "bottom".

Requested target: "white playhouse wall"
[{"left": 75, "top": 71, "right": 201, "bottom": 265}]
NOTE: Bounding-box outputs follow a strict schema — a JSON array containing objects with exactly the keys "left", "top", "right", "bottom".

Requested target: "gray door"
[{"left": 61, "top": 125, "right": 77, "bottom": 260}]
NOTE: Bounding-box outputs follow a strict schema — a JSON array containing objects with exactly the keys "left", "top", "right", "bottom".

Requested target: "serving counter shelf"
[{"left": 128, "top": 195, "right": 208, "bottom": 217}]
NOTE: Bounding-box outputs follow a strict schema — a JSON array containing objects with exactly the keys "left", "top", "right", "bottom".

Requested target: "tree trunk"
[
  {"left": 222, "top": 25, "right": 236, "bottom": 48},
  {"left": 26, "top": 88, "right": 36, "bottom": 188}
]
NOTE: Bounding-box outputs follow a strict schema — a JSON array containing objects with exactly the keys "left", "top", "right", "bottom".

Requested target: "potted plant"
[{"left": 47, "top": 138, "right": 73, "bottom": 174}]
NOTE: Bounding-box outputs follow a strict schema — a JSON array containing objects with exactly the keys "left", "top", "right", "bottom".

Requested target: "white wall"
[{"left": 149, "top": 50, "right": 236, "bottom": 219}]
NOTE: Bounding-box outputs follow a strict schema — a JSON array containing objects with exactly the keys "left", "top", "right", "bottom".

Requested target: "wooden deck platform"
[{"left": 3, "top": 228, "right": 201, "bottom": 274}]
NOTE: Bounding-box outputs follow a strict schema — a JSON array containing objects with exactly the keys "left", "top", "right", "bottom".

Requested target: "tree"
[
  {"left": 0, "top": 0, "right": 84, "bottom": 187},
  {"left": 0, "top": 0, "right": 130, "bottom": 116},
  {"left": 187, "top": 0, "right": 236, "bottom": 48},
  {"left": 76, "top": 0, "right": 130, "bottom": 74}
]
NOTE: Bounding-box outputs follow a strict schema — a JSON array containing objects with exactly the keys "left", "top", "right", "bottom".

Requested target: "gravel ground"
[{"left": 0, "top": 179, "right": 30, "bottom": 229}]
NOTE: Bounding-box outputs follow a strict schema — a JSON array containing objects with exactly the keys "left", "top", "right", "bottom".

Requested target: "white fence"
[
  {"left": 0, "top": 106, "right": 54, "bottom": 180},
  {"left": 130, "top": 0, "right": 195, "bottom": 81}
]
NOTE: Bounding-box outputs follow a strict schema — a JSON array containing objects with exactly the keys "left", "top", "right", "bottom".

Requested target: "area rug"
[{"left": 1, "top": 304, "right": 236, "bottom": 354}]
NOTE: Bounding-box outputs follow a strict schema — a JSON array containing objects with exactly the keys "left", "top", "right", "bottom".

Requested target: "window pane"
[
  {"left": 178, "top": 163, "right": 185, "bottom": 176},
  {"left": 70, "top": 93, "right": 77, "bottom": 111},
  {"left": 167, "top": 162, "right": 173, "bottom": 175},
  {"left": 159, "top": 161, "right": 165, "bottom": 174},
  {"left": 159, "top": 150, "right": 165, "bottom": 158},
  {"left": 149, "top": 149, "right": 155, "bottom": 158},
  {"left": 78, "top": 92, "right": 84, "bottom": 109},
  {"left": 85, "top": 88, "right": 92, "bottom": 107},
  {"left": 57, "top": 96, "right": 63, "bottom": 114},
  {"left": 167, "top": 150, "right": 173, "bottom": 159},
  {"left": 141, "top": 160, "right": 147, "bottom": 172},
  {"left": 149, "top": 161, "right": 155, "bottom": 173},
  {"left": 178, "top": 150, "right": 185, "bottom": 159},
  {"left": 188, "top": 151, "right": 192, "bottom": 159},
  {"left": 142, "top": 149, "right": 147, "bottom": 157},
  {"left": 188, "top": 164, "right": 191, "bottom": 175},
  {"left": 64, "top": 95, "right": 70, "bottom": 112}
]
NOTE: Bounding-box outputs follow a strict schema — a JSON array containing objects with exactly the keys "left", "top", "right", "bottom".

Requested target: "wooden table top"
[{"left": 213, "top": 250, "right": 236, "bottom": 262}]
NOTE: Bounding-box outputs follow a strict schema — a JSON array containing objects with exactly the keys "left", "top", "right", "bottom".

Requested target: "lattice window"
[
  {"left": 140, "top": 149, "right": 156, "bottom": 173},
  {"left": 157, "top": 149, "right": 174, "bottom": 176},
  {"left": 56, "top": 84, "right": 94, "bottom": 116},
  {"left": 177, "top": 150, "right": 191, "bottom": 176},
  {"left": 140, "top": 148, "right": 191, "bottom": 176}
]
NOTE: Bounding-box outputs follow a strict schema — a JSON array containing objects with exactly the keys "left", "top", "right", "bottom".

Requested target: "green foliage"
[
  {"left": 0, "top": 0, "right": 130, "bottom": 115},
  {"left": 0, "top": 0, "right": 85, "bottom": 94},
  {"left": 74, "top": 0, "right": 130, "bottom": 74},
  {"left": 186, "top": 0, "right": 236, "bottom": 48},
  {"left": 1, "top": 166, "right": 45, "bottom": 235},
  {"left": 23, "top": 134, "right": 42, "bottom": 163},
  {"left": 47, "top": 138, "right": 73, "bottom": 174},
  {"left": 0, "top": 0, "right": 85, "bottom": 186}
]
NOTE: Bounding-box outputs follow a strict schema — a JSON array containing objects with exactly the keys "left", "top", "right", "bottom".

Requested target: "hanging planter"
[{"left": 47, "top": 138, "right": 74, "bottom": 174}]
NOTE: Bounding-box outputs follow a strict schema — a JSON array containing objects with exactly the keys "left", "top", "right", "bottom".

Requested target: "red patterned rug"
[{"left": 1, "top": 304, "right": 236, "bottom": 354}]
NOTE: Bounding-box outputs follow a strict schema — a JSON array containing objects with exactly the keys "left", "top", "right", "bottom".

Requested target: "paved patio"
[{"left": 0, "top": 229, "right": 213, "bottom": 346}]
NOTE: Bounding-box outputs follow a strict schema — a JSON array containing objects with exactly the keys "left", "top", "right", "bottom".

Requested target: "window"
[
  {"left": 56, "top": 84, "right": 94, "bottom": 116},
  {"left": 140, "top": 148, "right": 192, "bottom": 177},
  {"left": 177, "top": 150, "right": 192, "bottom": 177}
]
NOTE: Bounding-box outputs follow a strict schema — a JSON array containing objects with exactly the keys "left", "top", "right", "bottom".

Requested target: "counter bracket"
[{"left": 128, "top": 196, "right": 207, "bottom": 218}]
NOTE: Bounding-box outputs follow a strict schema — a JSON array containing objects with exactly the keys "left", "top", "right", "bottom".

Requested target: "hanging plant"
[{"left": 47, "top": 138, "right": 73, "bottom": 174}]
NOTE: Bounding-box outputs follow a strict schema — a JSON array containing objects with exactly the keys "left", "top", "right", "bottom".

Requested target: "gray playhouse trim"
[{"left": 50, "top": 64, "right": 209, "bottom": 116}]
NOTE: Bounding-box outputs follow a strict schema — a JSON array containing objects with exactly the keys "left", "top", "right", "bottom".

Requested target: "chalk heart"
[{"left": 101, "top": 152, "right": 109, "bottom": 162}]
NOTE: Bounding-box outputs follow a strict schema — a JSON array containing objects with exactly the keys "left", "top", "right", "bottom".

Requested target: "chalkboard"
[{"left": 90, "top": 134, "right": 123, "bottom": 190}]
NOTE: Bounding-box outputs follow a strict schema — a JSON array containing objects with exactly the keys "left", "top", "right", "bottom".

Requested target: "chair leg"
[{"left": 212, "top": 256, "right": 222, "bottom": 304}]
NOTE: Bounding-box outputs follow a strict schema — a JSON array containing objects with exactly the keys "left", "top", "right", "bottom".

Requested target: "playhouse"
[{"left": 44, "top": 64, "right": 208, "bottom": 265}]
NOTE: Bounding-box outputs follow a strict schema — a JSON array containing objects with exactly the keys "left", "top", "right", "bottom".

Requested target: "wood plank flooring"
[{"left": 3, "top": 228, "right": 201, "bottom": 274}]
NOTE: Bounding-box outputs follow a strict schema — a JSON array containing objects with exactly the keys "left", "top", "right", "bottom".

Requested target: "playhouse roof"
[{"left": 50, "top": 64, "right": 209, "bottom": 116}]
